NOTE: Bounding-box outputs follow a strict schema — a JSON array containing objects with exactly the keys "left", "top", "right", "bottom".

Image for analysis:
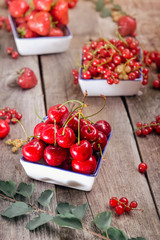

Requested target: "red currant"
[{"left": 138, "top": 162, "right": 148, "bottom": 173}]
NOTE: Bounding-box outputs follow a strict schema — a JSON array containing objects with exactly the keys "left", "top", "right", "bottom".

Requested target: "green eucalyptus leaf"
[
  {"left": 56, "top": 202, "right": 75, "bottom": 214},
  {"left": 17, "top": 182, "right": 34, "bottom": 199},
  {"left": 94, "top": 211, "right": 111, "bottom": 232},
  {"left": 0, "top": 180, "right": 16, "bottom": 197},
  {"left": 96, "top": 0, "right": 105, "bottom": 12},
  {"left": 129, "top": 238, "right": 146, "bottom": 240},
  {"left": 53, "top": 213, "right": 83, "bottom": 230},
  {"left": 113, "top": 4, "right": 122, "bottom": 11},
  {"left": 37, "top": 190, "right": 53, "bottom": 207},
  {"left": 1, "top": 201, "right": 32, "bottom": 218},
  {"left": 108, "top": 227, "right": 128, "bottom": 240},
  {"left": 71, "top": 203, "right": 88, "bottom": 220},
  {"left": 100, "top": 8, "right": 112, "bottom": 18},
  {"left": 26, "top": 213, "right": 53, "bottom": 230}
]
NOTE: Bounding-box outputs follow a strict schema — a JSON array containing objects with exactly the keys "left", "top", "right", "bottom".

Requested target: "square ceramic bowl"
[
  {"left": 79, "top": 66, "right": 143, "bottom": 97},
  {"left": 9, "top": 15, "right": 72, "bottom": 55},
  {"left": 20, "top": 131, "right": 112, "bottom": 191}
]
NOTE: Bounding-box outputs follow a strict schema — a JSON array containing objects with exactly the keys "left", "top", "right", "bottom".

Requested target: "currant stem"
[
  {"left": 85, "top": 95, "right": 106, "bottom": 118},
  {"left": 116, "top": 30, "right": 128, "bottom": 46},
  {"left": 135, "top": 122, "right": 160, "bottom": 131}
]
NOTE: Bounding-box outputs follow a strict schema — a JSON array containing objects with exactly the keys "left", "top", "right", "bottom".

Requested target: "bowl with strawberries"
[
  {"left": 20, "top": 97, "right": 112, "bottom": 191},
  {"left": 78, "top": 37, "right": 149, "bottom": 96},
  {"left": 8, "top": 0, "right": 72, "bottom": 55}
]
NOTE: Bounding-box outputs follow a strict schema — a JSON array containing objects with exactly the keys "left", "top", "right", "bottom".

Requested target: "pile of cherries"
[
  {"left": 22, "top": 99, "right": 111, "bottom": 175},
  {"left": 0, "top": 107, "right": 22, "bottom": 139},
  {"left": 80, "top": 37, "right": 149, "bottom": 85},
  {"left": 136, "top": 115, "right": 160, "bottom": 136},
  {"left": 109, "top": 197, "right": 138, "bottom": 215}
]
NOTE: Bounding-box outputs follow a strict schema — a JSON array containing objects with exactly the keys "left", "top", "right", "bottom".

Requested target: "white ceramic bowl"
[
  {"left": 20, "top": 131, "right": 112, "bottom": 191},
  {"left": 9, "top": 15, "right": 72, "bottom": 55},
  {"left": 79, "top": 67, "right": 143, "bottom": 97}
]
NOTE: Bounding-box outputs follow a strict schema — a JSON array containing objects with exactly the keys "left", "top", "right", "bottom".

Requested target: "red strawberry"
[
  {"left": 14, "top": 17, "right": 26, "bottom": 26},
  {"left": 51, "top": 0, "right": 69, "bottom": 25},
  {"left": 49, "top": 27, "right": 63, "bottom": 36},
  {"left": 118, "top": 15, "right": 136, "bottom": 37},
  {"left": 33, "top": 0, "right": 53, "bottom": 11},
  {"left": 17, "top": 23, "right": 38, "bottom": 38},
  {"left": 27, "top": 11, "right": 51, "bottom": 36},
  {"left": 25, "top": 9, "right": 39, "bottom": 22},
  {"left": 17, "top": 67, "right": 38, "bottom": 89},
  {"left": 9, "top": 0, "right": 29, "bottom": 18}
]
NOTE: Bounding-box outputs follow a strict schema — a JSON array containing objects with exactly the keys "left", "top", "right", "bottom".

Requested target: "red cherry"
[
  {"left": 34, "top": 122, "right": 47, "bottom": 138},
  {"left": 70, "top": 140, "right": 92, "bottom": 162},
  {"left": 41, "top": 124, "right": 59, "bottom": 144},
  {"left": 80, "top": 124, "right": 98, "bottom": 142},
  {"left": 72, "top": 155, "right": 97, "bottom": 174},
  {"left": 22, "top": 139, "right": 45, "bottom": 162},
  {"left": 138, "top": 162, "right": 148, "bottom": 173},
  {"left": 59, "top": 111, "right": 79, "bottom": 132},
  {"left": 0, "top": 119, "right": 10, "bottom": 138},
  {"left": 48, "top": 104, "right": 68, "bottom": 124},
  {"left": 109, "top": 197, "right": 118, "bottom": 207},
  {"left": 44, "top": 145, "right": 67, "bottom": 166},
  {"left": 92, "top": 131, "right": 107, "bottom": 152},
  {"left": 56, "top": 127, "right": 76, "bottom": 148},
  {"left": 94, "top": 120, "right": 111, "bottom": 137}
]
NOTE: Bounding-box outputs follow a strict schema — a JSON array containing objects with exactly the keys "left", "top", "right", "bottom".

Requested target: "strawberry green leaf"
[
  {"left": 0, "top": 180, "right": 16, "bottom": 198},
  {"left": 94, "top": 211, "right": 111, "bottom": 232},
  {"left": 53, "top": 213, "right": 83, "bottom": 230},
  {"left": 26, "top": 213, "right": 53, "bottom": 230},
  {"left": 1, "top": 202, "right": 32, "bottom": 218},
  {"left": 17, "top": 182, "right": 34, "bottom": 199},
  {"left": 71, "top": 203, "right": 88, "bottom": 220},
  {"left": 95, "top": 0, "right": 105, "bottom": 12},
  {"left": 56, "top": 202, "right": 75, "bottom": 214},
  {"left": 113, "top": 4, "right": 122, "bottom": 11},
  {"left": 100, "top": 8, "right": 112, "bottom": 18},
  {"left": 37, "top": 190, "right": 53, "bottom": 207},
  {"left": 108, "top": 227, "right": 128, "bottom": 240}
]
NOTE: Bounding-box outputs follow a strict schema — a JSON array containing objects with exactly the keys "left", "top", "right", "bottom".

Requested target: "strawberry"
[
  {"left": 14, "top": 16, "right": 26, "bottom": 26},
  {"left": 51, "top": 0, "right": 69, "bottom": 25},
  {"left": 33, "top": 0, "right": 53, "bottom": 11},
  {"left": 27, "top": 11, "right": 51, "bottom": 36},
  {"left": 49, "top": 27, "right": 63, "bottom": 36},
  {"left": 17, "top": 68, "right": 38, "bottom": 89},
  {"left": 25, "top": 9, "right": 39, "bottom": 22},
  {"left": 9, "top": 0, "right": 29, "bottom": 18},
  {"left": 17, "top": 23, "right": 38, "bottom": 38},
  {"left": 118, "top": 15, "right": 137, "bottom": 37}
]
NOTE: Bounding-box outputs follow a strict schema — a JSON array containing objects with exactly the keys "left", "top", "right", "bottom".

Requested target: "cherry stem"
[
  {"left": 78, "top": 113, "right": 81, "bottom": 145},
  {"left": 54, "top": 119, "right": 57, "bottom": 147},
  {"left": 58, "top": 100, "right": 84, "bottom": 110},
  {"left": 35, "top": 106, "right": 44, "bottom": 122},
  {"left": 98, "top": 144, "right": 106, "bottom": 160},
  {"left": 85, "top": 95, "right": 106, "bottom": 118},
  {"left": 13, "top": 119, "right": 28, "bottom": 141}
]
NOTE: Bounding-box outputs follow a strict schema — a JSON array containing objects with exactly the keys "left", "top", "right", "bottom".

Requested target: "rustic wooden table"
[{"left": 0, "top": 0, "right": 160, "bottom": 239}]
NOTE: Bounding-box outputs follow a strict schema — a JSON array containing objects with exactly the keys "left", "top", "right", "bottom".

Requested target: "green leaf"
[
  {"left": 113, "top": 4, "right": 122, "bottom": 11},
  {"left": 129, "top": 238, "right": 146, "bottom": 240},
  {"left": 26, "top": 213, "right": 53, "bottom": 230},
  {"left": 17, "top": 182, "right": 34, "bottom": 199},
  {"left": 100, "top": 8, "right": 112, "bottom": 18},
  {"left": 94, "top": 211, "right": 111, "bottom": 232},
  {"left": 71, "top": 203, "right": 88, "bottom": 220},
  {"left": 53, "top": 213, "right": 83, "bottom": 230},
  {"left": 56, "top": 202, "right": 75, "bottom": 214},
  {"left": 108, "top": 227, "right": 128, "bottom": 240},
  {"left": 1, "top": 201, "right": 32, "bottom": 218},
  {"left": 37, "top": 190, "right": 53, "bottom": 207},
  {"left": 0, "top": 180, "right": 16, "bottom": 198},
  {"left": 95, "top": 0, "right": 105, "bottom": 12}
]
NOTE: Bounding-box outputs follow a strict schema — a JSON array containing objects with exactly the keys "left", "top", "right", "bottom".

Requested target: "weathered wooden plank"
[{"left": 40, "top": 0, "right": 160, "bottom": 239}]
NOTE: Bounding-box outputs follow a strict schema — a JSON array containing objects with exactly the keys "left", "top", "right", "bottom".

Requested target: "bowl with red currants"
[
  {"left": 20, "top": 96, "right": 112, "bottom": 191},
  {"left": 78, "top": 37, "right": 149, "bottom": 96}
]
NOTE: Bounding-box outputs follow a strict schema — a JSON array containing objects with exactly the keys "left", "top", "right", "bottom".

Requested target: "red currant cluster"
[
  {"left": 0, "top": 16, "right": 11, "bottom": 32},
  {"left": 22, "top": 98, "right": 111, "bottom": 175},
  {"left": 72, "top": 69, "right": 79, "bottom": 85},
  {"left": 0, "top": 107, "right": 22, "bottom": 124},
  {"left": 136, "top": 115, "right": 160, "bottom": 136},
  {"left": 80, "top": 37, "right": 149, "bottom": 85},
  {"left": 152, "top": 74, "right": 160, "bottom": 89},
  {"left": 143, "top": 50, "right": 158, "bottom": 66},
  {"left": 6, "top": 47, "right": 19, "bottom": 59},
  {"left": 109, "top": 197, "right": 138, "bottom": 215}
]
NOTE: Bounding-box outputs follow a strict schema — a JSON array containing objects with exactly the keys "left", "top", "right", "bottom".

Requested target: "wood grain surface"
[{"left": 0, "top": 0, "right": 160, "bottom": 240}]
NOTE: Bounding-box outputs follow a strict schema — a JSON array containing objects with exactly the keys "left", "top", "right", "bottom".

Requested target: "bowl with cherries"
[
  {"left": 78, "top": 37, "right": 149, "bottom": 96},
  {"left": 20, "top": 96, "right": 112, "bottom": 191}
]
